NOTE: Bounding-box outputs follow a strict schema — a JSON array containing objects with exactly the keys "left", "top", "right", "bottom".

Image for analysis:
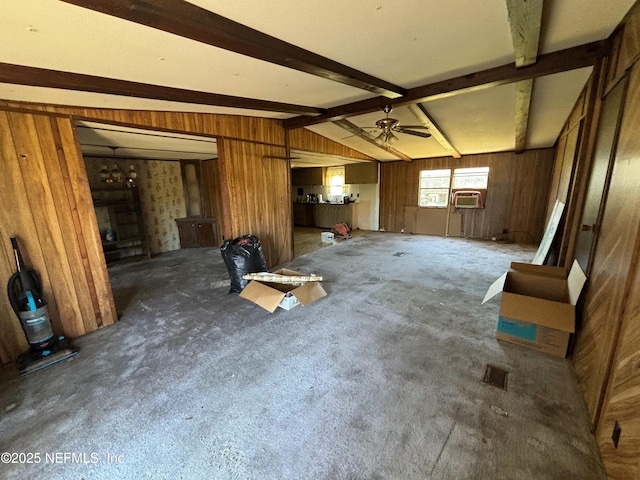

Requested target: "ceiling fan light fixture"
[{"left": 375, "top": 129, "right": 399, "bottom": 146}]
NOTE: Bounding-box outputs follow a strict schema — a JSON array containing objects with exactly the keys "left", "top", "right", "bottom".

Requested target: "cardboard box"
[
  {"left": 483, "top": 260, "right": 586, "bottom": 358},
  {"left": 239, "top": 268, "right": 327, "bottom": 313}
]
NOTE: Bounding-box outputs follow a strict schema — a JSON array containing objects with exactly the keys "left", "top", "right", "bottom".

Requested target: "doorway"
[{"left": 75, "top": 121, "right": 219, "bottom": 313}]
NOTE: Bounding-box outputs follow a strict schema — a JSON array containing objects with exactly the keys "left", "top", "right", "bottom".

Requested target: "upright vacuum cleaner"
[{"left": 7, "top": 236, "right": 77, "bottom": 375}]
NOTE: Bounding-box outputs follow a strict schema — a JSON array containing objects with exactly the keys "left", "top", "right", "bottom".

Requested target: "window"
[
  {"left": 453, "top": 167, "right": 489, "bottom": 189},
  {"left": 326, "top": 167, "right": 345, "bottom": 196},
  {"left": 418, "top": 169, "right": 451, "bottom": 207}
]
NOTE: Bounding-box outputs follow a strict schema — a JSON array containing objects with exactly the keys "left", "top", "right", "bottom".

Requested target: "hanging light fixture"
[
  {"left": 110, "top": 163, "right": 125, "bottom": 183},
  {"left": 104, "top": 147, "right": 126, "bottom": 183},
  {"left": 99, "top": 164, "right": 111, "bottom": 182},
  {"left": 126, "top": 165, "right": 137, "bottom": 185}
]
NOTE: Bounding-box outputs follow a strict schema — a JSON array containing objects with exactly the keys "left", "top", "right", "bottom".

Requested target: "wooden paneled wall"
[
  {"left": 201, "top": 159, "right": 224, "bottom": 245},
  {"left": 0, "top": 102, "right": 286, "bottom": 146},
  {"left": 560, "top": 4, "right": 640, "bottom": 478},
  {"left": 0, "top": 110, "right": 117, "bottom": 364},
  {"left": 379, "top": 149, "right": 554, "bottom": 243},
  {"left": 544, "top": 61, "right": 606, "bottom": 268},
  {"left": 217, "top": 139, "right": 292, "bottom": 267},
  {"left": 597, "top": 247, "right": 640, "bottom": 479}
]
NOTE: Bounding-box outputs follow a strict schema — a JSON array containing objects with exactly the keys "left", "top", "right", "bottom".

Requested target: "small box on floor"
[
  {"left": 483, "top": 260, "right": 587, "bottom": 358},
  {"left": 321, "top": 232, "right": 334, "bottom": 243},
  {"left": 239, "top": 268, "right": 327, "bottom": 313}
]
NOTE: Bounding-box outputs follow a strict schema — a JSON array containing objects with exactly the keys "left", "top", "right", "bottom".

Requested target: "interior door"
[{"left": 573, "top": 76, "right": 629, "bottom": 274}]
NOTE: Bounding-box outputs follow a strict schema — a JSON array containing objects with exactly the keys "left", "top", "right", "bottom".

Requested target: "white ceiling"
[
  {"left": 75, "top": 121, "right": 218, "bottom": 160},
  {"left": 0, "top": 0, "right": 636, "bottom": 163}
]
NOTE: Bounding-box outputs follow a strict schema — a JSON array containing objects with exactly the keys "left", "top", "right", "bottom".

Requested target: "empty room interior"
[{"left": 1, "top": 1, "right": 640, "bottom": 479}]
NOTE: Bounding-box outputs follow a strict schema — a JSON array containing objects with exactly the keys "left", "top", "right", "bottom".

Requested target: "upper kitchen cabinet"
[
  {"left": 345, "top": 163, "right": 378, "bottom": 184},
  {"left": 292, "top": 167, "right": 325, "bottom": 186}
]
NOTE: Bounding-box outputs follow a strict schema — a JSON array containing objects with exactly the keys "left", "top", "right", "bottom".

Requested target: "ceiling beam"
[
  {"left": 407, "top": 104, "right": 461, "bottom": 158},
  {"left": 60, "top": 0, "right": 407, "bottom": 99},
  {"left": 506, "top": 0, "right": 544, "bottom": 153},
  {"left": 506, "top": 0, "right": 544, "bottom": 67},
  {"left": 332, "top": 119, "right": 413, "bottom": 162},
  {"left": 283, "top": 39, "right": 609, "bottom": 129},
  {"left": 0, "top": 62, "right": 324, "bottom": 116},
  {"left": 514, "top": 79, "right": 534, "bottom": 153}
]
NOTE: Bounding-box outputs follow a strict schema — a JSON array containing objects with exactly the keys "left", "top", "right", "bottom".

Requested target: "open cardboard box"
[
  {"left": 239, "top": 268, "right": 327, "bottom": 313},
  {"left": 483, "top": 260, "right": 586, "bottom": 358}
]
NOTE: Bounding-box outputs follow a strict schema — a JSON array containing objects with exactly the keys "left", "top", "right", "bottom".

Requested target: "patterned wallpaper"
[{"left": 85, "top": 157, "right": 186, "bottom": 255}]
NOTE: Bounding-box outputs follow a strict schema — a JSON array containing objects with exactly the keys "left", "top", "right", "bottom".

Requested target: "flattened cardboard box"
[
  {"left": 483, "top": 260, "right": 586, "bottom": 358},
  {"left": 239, "top": 268, "right": 327, "bottom": 313}
]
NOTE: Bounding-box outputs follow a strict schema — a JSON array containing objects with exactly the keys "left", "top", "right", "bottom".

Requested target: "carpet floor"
[{"left": 0, "top": 233, "right": 606, "bottom": 479}]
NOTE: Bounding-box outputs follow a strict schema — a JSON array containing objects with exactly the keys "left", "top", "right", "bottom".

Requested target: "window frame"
[
  {"left": 326, "top": 166, "right": 345, "bottom": 197},
  {"left": 418, "top": 168, "right": 452, "bottom": 208},
  {"left": 452, "top": 167, "right": 490, "bottom": 190}
]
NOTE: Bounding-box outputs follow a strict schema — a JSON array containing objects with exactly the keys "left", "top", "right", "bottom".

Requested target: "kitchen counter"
[{"left": 293, "top": 203, "right": 353, "bottom": 228}]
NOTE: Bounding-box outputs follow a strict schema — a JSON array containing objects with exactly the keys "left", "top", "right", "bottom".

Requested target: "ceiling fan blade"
[
  {"left": 395, "top": 127, "right": 432, "bottom": 138},
  {"left": 398, "top": 125, "right": 430, "bottom": 129}
]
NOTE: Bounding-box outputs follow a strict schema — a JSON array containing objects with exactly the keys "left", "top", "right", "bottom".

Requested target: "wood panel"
[
  {"left": 546, "top": 134, "right": 568, "bottom": 222},
  {"left": 508, "top": 149, "right": 555, "bottom": 244},
  {"left": 0, "top": 114, "right": 33, "bottom": 363},
  {"left": 575, "top": 57, "right": 640, "bottom": 478},
  {"left": 558, "top": 62, "right": 607, "bottom": 269},
  {"left": 544, "top": 84, "right": 586, "bottom": 226},
  {"left": 0, "top": 110, "right": 117, "bottom": 364},
  {"left": 613, "top": 3, "right": 640, "bottom": 85},
  {"left": 217, "top": 139, "right": 292, "bottom": 267},
  {"left": 57, "top": 118, "right": 115, "bottom": 329},
  {"left": 345, "top": 162, "right": 378, "bottom": 184},
  {"left": 379, "top": 149, "right": 553, "bottom": 243},
  {"left": 0, "top": 101, "right": 286, "bottom": 146},
  {"left": 596, "top": 242, "right": 640, "bottom": 479},
  {"left": 547, "top": 8, "right": 640, "bottom": 478},
  {"left": 287, "top": 127, "right": 374, "bottom": 160},
  {"left": 201, "top": 159, "right": 224, "bottom": 245}
]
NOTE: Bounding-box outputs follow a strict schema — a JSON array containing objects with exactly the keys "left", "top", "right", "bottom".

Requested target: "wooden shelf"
[{"left": 91, "top": 186, "right": 150, "bottom": 267}]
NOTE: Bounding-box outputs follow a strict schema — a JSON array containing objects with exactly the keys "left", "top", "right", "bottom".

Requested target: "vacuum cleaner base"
[{"left": 17, "top": 336, "right": 78, "bottom": 376}]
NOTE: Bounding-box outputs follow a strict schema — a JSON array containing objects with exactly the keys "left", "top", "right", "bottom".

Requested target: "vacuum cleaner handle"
[
  {"left": 10, "top": 236, "right": 23, "bottom": 272},
  {"left": 9, "top": 236, "right": 38, "bottom": 311}
]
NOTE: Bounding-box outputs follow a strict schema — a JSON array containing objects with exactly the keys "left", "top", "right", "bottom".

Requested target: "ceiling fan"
[{"left": 369, "top": 105, "right": 431, "bottom": 145}]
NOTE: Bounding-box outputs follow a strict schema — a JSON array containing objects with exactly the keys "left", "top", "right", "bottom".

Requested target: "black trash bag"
[{"left": 220, "top": 234, "right": 268, "bottom": 293}]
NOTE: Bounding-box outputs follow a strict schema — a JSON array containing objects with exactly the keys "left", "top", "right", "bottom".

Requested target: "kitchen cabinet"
[
  {"left": 315, "top": 204, "right": 353, "bottom": 228},
  {"left": 292, "top": 167, "right": 324, "bottom": 186},
  {"left": 315, "top": 204, "right": 337, "bottom": 228},
  {"left": 293, "top": 203, "right": 315, "bottom": 226},
  {"left": 345, "top": 162, "right": 378, "bottom": 184},
  {"left": 176, "top": 218, "right": 218, "bottom": 248},
  {"left": 292, "top": 203, "right": 354, "bottom": 228},
  {"left": 92, "top": 186, "right": 150, "bottom": 266}
]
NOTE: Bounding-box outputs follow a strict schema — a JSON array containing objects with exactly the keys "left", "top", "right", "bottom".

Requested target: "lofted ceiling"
[{"left": 0, "top": 0, "right": 636, "bottom": 163}]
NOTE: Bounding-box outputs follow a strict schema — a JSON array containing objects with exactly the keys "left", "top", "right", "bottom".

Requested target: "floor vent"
[
  {"left": 483, "top": 364, "right": 508, "bottom": 390},
  {"left": 393, "top": 252, "right": 405, "bottom": 257}
]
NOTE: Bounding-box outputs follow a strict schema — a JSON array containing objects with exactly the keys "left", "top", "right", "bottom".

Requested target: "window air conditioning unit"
[{"left": 454, "top": 193, "right": 480, "bottom": 208}]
